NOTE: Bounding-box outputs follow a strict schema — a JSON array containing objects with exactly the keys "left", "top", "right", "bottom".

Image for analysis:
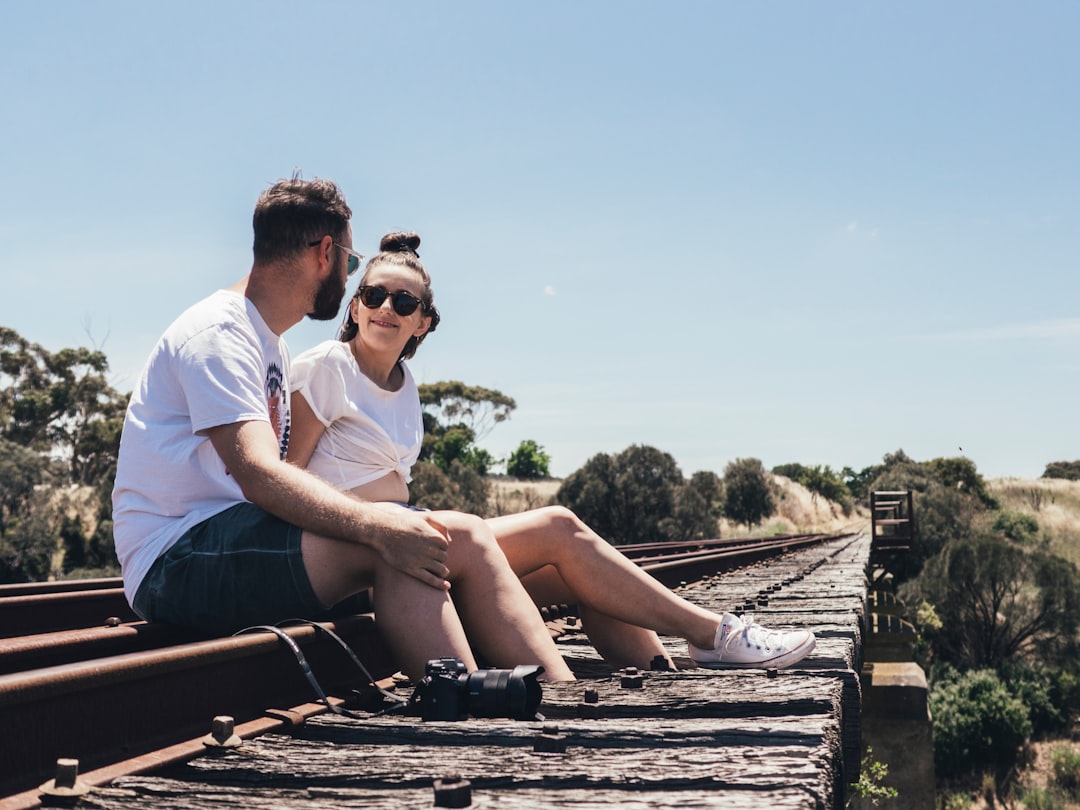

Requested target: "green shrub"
[
  {"left": 1000, "top": 662, "right": 1079, "bottom": 736},
  {"left": 1050, "top": 746, "right": 1080, "bottom": 796},
  {"left": 930, "top": 668, "right": 1032, "bottom": 778},
  {"left": 848, "top": 746, "right": 898, "bottom": 804},
  {"left": 993, "top": 510, "right": 1040, "bottom": 544},
  {"left": 506, "top": 439, "right": 551, "bottom": 480},
  {"left": 936, "top": 790, "right": 974, "bottom": 809},
  {"left": 408, "top": 460, "right": 490, "bottom": 516},
  {"left": 1016, "top": 785, "right": 1066, "bottom": 810}
]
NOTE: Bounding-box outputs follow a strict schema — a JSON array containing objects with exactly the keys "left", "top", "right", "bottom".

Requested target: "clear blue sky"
[{"left": 3, "top": 2, "right": 1077, "bottom": 480}]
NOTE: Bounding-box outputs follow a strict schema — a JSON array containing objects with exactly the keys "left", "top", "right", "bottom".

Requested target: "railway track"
[{"left": 0, "top": 531, "right": 859, "bottom": 809}]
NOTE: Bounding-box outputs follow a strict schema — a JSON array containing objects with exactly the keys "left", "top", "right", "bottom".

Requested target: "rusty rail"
[{"left": 0, "top": 583, "right": 137, "bottom": 639}]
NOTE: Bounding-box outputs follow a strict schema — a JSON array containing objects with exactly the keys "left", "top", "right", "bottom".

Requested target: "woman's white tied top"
[{"left": 290, "top": 340, "right": 423, "bottom": 490}]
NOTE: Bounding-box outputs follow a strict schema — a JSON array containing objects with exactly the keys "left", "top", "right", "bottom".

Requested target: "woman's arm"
[{"left": 286, "top": 392, "right": 327, "bottom": 468}]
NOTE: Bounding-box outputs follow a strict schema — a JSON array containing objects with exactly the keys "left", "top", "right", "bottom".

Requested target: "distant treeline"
[{"left": 1043, "top": 460, "right": 1080, "bottom": 481}]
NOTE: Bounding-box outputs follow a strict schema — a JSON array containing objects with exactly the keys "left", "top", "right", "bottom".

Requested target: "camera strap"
[{"left": 234, "top": 620, "right": 410, "bottom": 719}]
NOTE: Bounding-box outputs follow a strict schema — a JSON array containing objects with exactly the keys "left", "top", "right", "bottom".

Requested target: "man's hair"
[{"left": 252, "top": 177, "right": 352, "bottom": 264}]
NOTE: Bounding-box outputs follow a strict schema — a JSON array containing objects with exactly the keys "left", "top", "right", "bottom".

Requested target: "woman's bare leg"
[
  {"left": 487, "top": 506, "right": 723, "bottom": 653},
  {"left": 301, "top": 531, "right": 477, "bottom": 681},
  {"left": 432, "top": 511, "right": 575, "bottom": 681},
  {"left": 518, "top": 564, "right": 671, "bottom": 669}
]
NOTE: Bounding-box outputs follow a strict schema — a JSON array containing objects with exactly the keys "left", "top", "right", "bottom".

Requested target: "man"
[{"left": 112, "top": 177, "right": 570, "bottom": 680}]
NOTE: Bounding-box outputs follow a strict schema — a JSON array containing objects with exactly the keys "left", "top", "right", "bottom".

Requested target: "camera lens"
[
  {"left": 464, "top": 665, "right": 544, "bottom": 719},
  {"left": 418, "top": 659, "right": 545, "bottom": 721}
]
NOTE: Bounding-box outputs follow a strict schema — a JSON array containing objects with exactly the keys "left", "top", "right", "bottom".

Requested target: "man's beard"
[{"left": 308, "top": 252, "right": 347, "bottom": 321}]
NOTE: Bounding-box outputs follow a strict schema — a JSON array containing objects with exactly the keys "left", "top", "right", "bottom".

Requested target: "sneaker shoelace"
[{"left": 725, "top": 614, "right": 782, "bottom": 655}]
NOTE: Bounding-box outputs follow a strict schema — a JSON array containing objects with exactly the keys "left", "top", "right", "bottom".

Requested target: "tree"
[
  {"left": 506, "top": 439, "right": 551, "bottom": 480},
  {"left": 418, "top": 381, "right": 514, "bottom": 476},
  {"left": 913, "top": 533, "right": 1080, "bottom": 670},
  {"left": 722, "top": 458, "right": 775, "bottom": 529},
  {"left": 0, "top": 486, "right": 63, "bottom": 583},
  {"left": 0, "top": 438, "right": 59, "bottom": 583},
  {"left": 556, "top": 451, "right": 618, "bottom": 541},
  {"left": 926, "top": 456, "right": 998, "bottom": 508},
  {"left": 0, "top": 327, "right": 128, "bottom": 582},
  {"left": 418, "top": 381, "right": 515, "bottom": 441},
  {"left": 557, "top": 445, "right": 696, "bottom": 545},
  {"left": 425, "top": 425, "right": 494, "bottom": 475},
  {"left": 0, "top": 326, "right": 128, "bottom": 488},
  {"left": 772, "top": 462, "right": 853, "bottom": 514},
  {"left": 842, "top": 463, "right": 879, "bottom": 504},
  {"left": 408, "top": 459, "right": 490, "bottom": 516},
  {"left": 660, "top": 470, "right": 722, "bottom": 542},
  {"left": 0, "top": 437, "right": 50, "bottom": 537},
  {"left": 1043, "top": 460, "right": 1080, "bottom": 481}
]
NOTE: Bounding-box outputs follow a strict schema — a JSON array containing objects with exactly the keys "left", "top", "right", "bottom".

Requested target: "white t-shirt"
[
  {"left": 112, "top": 290, "right": 291, "bottom": 604},
  {"left": 290, "top": 340, "right": 423, "bottom": 491}
]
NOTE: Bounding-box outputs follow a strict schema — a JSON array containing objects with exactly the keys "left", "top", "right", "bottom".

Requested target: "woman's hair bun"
[{"left": 379, "top": 231, "right": 421, "bottom": 256}]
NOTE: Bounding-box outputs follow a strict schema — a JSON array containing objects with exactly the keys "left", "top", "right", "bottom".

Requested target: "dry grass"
[
  {"left": 49, "top": 485, "right": 104, "bottom": 576},
  {"left": 721, "top": 475, "right": 870, "bottom": 538},
  {"left": 988, "top": 477, "right": 1080, "bottom": 566},
  {"left": 487, "top": 477, "right": 562, "bottom": 517},
  {"left": 1008, "top": 739, "right": 1080, "bottom": 809},
  {"left": 485, "top": 475, "right": 868, "bottom": 537}
]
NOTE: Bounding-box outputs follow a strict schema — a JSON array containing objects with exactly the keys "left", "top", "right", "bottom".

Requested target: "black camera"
[{"left": 415, "top": 658, "right": 545, "bottom": 721}]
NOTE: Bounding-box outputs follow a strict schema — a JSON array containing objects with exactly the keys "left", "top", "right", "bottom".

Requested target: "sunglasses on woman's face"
[{"left": 357, "top": 285, "right": 424, "bottom": 316}]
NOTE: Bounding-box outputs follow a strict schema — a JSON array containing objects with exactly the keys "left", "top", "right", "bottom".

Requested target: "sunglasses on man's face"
[
  {"left": 308, "top": 239, "right": 364, "bottom": 277},
  {"left": 357, "top": 285, "right": 424, "bottom": 316}
]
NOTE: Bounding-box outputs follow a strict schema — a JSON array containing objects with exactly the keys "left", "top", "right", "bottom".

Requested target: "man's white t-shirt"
[
  {"left": 290, "top": 339, "right": 423, "bottom": 492},
  {"left": 112, "top": 290, "right": 291, "bottom": 605}
]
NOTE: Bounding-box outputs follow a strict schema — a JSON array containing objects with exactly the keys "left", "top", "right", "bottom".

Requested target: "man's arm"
[{"left": 206, "top": 419, "right": 450, "bottom": 590}]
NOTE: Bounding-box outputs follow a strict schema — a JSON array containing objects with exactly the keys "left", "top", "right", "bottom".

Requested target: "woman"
[{"left": 288, "top": 232, "right": 815, "bottom": 678}]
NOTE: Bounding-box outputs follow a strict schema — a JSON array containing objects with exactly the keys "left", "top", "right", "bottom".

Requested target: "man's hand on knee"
[{"left": 373, "top": 509, "right": 452, "bottom": 590}]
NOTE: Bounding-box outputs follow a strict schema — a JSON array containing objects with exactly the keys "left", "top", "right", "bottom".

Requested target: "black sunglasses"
[{"left": 357, "top": 285, "right": 424, "bottom": 316}]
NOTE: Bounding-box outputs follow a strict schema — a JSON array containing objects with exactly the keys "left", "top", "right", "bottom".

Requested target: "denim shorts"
[{"left": 133, "top": 502, "right": 368, "bottom": 637}]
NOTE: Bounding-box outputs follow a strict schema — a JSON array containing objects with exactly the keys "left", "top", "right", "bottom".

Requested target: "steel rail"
[
  {"left": 617, "top": 534, "right": 804, "bottom": 558},
  {"left": 0, "top": 587, "right": 137, "bottom": 639},
  {"left": 639, "top": 534, "right": 850, "bottom": 588},
  {"left": 0, "top": 533, "right": 855, "bottom": 679},
  {"left": 0, "top": 621, "right": 200, "bottom": 676},
  {"left": 0, "top": 534, "right": 855, "bottom": 640},
  {"left": 0, "top": 577, "right": 122, "bottom": 597}
]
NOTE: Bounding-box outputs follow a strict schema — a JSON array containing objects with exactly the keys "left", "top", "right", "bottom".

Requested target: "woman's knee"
[
  {"left": 435, "top": 512, "right": 505, "bottom": 562},
  {"left": 538, "top": 505, "right": 602, "bottom": 550}
]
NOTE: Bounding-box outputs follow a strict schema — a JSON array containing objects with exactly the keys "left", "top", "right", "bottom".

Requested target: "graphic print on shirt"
[{"left": 266, "top": 362, "right": 290, "bottom": 459}]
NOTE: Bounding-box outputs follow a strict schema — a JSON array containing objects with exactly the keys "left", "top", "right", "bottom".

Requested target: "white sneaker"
[{"left": 688, "top": 613, "right": 816, "bottom": 669}]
